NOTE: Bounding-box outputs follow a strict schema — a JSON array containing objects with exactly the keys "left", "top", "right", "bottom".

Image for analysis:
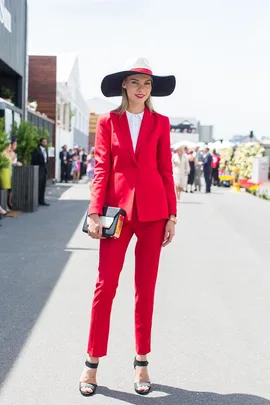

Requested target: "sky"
[{"left": 27, "top": 0, "right": 270, "bottom": 140}]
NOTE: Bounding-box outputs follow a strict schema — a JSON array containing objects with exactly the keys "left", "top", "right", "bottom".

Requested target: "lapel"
[
  {"left": 117, "top": 112, "right": 136, "bottom": 163},
  {"left": 135, "top": 107, "right": 155, "bottom": 157},
  {"left": 115, "top": 107, "right": 155, "bottom": 163}
]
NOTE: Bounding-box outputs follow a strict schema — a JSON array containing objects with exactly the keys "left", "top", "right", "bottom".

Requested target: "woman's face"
[
  {"left": 122, "top": 74, "right": 152, "bottom": 105},
  {"left": 177, "top": 148, "right": 183, "bottom": 156},
  {"left": 11, "top": 141, "right": 17, "bottom": 151}
]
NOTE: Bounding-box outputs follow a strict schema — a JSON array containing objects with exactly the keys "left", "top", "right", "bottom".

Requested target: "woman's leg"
[
  {"left": 80, "top": 222, "right": 134, "bottom": 394},
  {"left": 134, "top": 216, "right": 166, "bottom": 355},
  {"left": 7, "top": 189, "right": 12, "bottom": 209},
  {"left": 133, "top": 215, "right": 166, "bottom": 390},
  {"left": 87, "top": 222, "right": 134, "bottom": 357}
]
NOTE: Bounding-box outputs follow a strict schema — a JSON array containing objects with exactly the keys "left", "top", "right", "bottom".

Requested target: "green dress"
[{"left": 0, "top": 154, "right": 12, "bottom": 189}]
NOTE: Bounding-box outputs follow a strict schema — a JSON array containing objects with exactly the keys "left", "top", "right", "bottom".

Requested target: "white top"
[{"left": 126, "top": 110, "right": 144, "bottom": 151}]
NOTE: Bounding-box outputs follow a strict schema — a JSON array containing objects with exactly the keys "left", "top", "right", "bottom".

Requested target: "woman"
[
  {"left": 172, "top": 145, "right": 190, "bottom": 200},
  {"left": 9, "top": 138, "right": 22, "bottom": 209},
  {"left": 187, "top": 150, "right": 196, "bottom": 193},
  {"left": 0, "top": 145, "right": 12, "bottom": 210},
  {"left": 86, "top": 147, "right": 95, "bottom": 191},
  {"left": 79, "top": 57, "right": 177, "bottom": 397},
  {"left": 71, "top": 155, "right": 79, "bottom": 183}
]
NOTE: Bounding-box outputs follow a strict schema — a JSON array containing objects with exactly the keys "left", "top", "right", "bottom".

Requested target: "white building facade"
[{"left": 55, "top": 54, "right": 89, "bottom": 181}]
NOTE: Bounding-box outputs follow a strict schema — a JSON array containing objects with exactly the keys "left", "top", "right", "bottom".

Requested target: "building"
[
  {"left": 28, "top": 54, "right": 89, "bottom": 181},
  {"left": 89, "top": 113, "right": 98, "bottom": 150},
  {"left": 169, "top": 117, "right": 199, "bottom": 144},
  {"left": 0, "top": 0, "right": 27, "bottom": 131},
  {"left": 88, "top": 97, "right": 118, "bottom": 149},
  {"left": 56, "top": 54, "right": 89, "bottom": 180},
  {"left": 198, "top": 124, "right": 214, "bottom": 143},
  {"left": 169, "top": 117, "right": 214, "bottom": 144}
]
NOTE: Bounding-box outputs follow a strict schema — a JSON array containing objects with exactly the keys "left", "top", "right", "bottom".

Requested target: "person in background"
[
  {"left": 194, "top": 146, "right": 203, "bottom": 192},
  {"left": 187, "top": 150, "right": 196, "bottom": 193},
  {"left": 8, "top": 138, "right": 22, "bottom": 209},
  {"left": 86, "top": 147, "right": 95, "bottom": 191},
  {"left": 73, "top": 147, "right": 81, "bottom": 179},
  {"left": 203, "top": 147, "right": 212, "bottom": 193},
  {"left": 71, "top": 155, "right": 79, "bottom": 183},
  {"left": 172, "top": 146, "right": 190, "bottom": 200},
  {"left": 79, "top": 148, "right": 87, "bottom": 179},
  {"left": 0, "top": 145, "right": 12, "bottom": 210},
  {"left": 59, "top": 145, "right": 70, "bottom": 183},
  {"left": 10, "top": 138, "right": 21, "bottom": 167},
  {"left": 31, "top": 138, "right": 50, "bottom": 206},
  {"left": 211, "top": 149, "right": 221, "bottom": 186},
  {"left": 68, "top": 149, "right": 73, "bottom": 180}
]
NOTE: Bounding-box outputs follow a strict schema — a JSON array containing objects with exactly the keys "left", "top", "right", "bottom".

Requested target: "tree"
[{"left": 11, "top": 121, "right": 50, "bottom": 165}]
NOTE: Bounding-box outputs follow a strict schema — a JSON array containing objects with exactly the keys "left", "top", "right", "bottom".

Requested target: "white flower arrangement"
[{"left": 230, "top": 142, "right": 265, "bottom": 178}]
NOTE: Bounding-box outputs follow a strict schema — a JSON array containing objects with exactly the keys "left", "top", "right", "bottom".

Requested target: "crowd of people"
[
  {"left": 59, "top": 145, "right": 95, "bottom": 187},
  {"left": 0, "top": 142, "right": 95, "bottom": 220},
  {"left": 172, "top": 144, "right": 221, "bottom": 200}
]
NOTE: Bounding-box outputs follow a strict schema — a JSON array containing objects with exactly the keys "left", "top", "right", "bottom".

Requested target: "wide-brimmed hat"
[{"left": 101, "top": 57, "right": 176, "bottom": 98}]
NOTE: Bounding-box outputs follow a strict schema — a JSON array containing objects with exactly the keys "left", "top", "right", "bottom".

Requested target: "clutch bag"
[{"left": 82, "top": 206, "right": 126, "bottom": 238}]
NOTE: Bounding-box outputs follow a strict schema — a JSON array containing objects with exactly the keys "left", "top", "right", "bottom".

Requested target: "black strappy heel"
[
  {"left": 133, "top": 357, "right": 152, "bottom": 395},
  {"left": 79, "top": 360, "right": 98, "bottom": 397}
]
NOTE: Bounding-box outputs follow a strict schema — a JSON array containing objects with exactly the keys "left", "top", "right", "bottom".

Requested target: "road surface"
[{"left": 0, "top": 183, "right": 270, "bottom": 404}]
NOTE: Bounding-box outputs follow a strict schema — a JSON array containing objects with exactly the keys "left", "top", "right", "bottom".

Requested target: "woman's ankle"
[
  {"left": 87, "top": 355, "right": 99, "bottom": 363},
  {"left": 136, "top": 354, "right": 147, "bottom": 361}
]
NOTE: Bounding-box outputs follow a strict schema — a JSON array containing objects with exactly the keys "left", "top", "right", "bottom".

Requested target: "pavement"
[{"left": 0, "top": 183, "right": 270, "bottom": 405}]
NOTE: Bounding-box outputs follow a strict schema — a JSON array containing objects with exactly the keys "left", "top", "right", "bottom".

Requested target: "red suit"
[{"left": 87, "top": 107, "right": 177, "bottom": 357}]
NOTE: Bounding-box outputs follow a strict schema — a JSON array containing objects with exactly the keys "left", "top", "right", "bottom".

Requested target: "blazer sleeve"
[
  {"left": 157, "top": 117, "right": 177, "bottom": 217},
  {"left": 88, "top": 115, "right": 111, "bottom": 215}
]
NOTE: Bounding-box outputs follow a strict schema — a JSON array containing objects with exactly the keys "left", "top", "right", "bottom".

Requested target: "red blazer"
[{"left": 89, "top": 107, "right": 177, "bottom": 222}]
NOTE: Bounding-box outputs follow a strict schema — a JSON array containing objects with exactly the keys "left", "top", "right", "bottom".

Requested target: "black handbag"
[{"left": 82, "top": 206, "right": 126, "bottom": 238}]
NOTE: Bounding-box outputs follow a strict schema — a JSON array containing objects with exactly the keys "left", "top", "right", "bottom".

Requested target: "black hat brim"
[{"left": 101, "top": 71, "right": 176, "bottom": 97}]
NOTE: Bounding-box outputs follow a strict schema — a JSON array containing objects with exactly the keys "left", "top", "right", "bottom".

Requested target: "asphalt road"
[{"left": 0, "top": 183, "right": 270, "bottom": 405}]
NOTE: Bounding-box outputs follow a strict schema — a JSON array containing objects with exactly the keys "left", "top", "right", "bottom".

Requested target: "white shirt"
[
  {"left": 40, "top": 145, "right": 47, "bottom": 163},
  {"left": 126, "top": 111, "right": 144, "bottom": 151}
]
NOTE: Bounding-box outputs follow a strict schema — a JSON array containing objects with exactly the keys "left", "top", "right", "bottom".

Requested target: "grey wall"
[{"left": 0, "top": 0, "right": 27, "bottom": 76}]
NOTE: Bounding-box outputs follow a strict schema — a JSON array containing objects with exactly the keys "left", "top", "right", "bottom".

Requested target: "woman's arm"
[
  {"left": 88, "top": 115, "right": 111, "bottom": 215},
  {"left": 157, "top": 117, "right": 177, "bottom": 217}
]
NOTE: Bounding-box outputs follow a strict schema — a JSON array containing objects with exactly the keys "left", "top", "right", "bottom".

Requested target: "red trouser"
[{"left": 87, "top": 203, "right": 166, "bottom": 357}]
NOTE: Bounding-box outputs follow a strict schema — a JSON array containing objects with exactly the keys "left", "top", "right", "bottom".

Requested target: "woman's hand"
[
  {"left": 162, "top": 219, "right": 176, "bottom": 247},
  {"left": 88, "top": 214, "right": 103, "bottom": 239}
]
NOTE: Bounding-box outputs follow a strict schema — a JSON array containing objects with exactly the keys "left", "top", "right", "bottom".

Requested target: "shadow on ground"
[
  {"left": 0, "top": 197, "right": 89, "bottom": 388},
  {"left": 98, "top": 384, "right": 270, "bottom": 405}
]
